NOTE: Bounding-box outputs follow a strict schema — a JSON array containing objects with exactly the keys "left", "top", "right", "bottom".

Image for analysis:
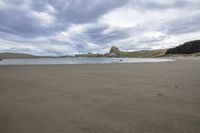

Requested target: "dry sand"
[{"left": 0, "top": 58, "right": 200, "bottom": 133}]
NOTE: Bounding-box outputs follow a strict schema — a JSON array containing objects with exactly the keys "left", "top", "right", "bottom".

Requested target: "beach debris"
[
  {"left": 174, "top": 85, "right": 178, "bottom": 88},
  {"left": 157, "top": 93, "right": 164, "bottom": 96}
]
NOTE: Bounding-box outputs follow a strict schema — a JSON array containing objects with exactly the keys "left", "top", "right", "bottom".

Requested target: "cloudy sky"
[{"left": 0, "top": 0, "right": 200, "bottom": 55}]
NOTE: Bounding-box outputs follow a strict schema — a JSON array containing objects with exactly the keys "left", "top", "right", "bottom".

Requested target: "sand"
[{"left": 0, "top": 58, "right": 200, "bottom": 133}]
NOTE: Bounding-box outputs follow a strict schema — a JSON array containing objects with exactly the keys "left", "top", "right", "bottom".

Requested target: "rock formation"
[{"left": 109, "top": 46, "right": 121, "bottom": 56}]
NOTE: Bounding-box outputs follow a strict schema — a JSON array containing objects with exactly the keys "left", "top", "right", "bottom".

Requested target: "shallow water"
[{"left": 0, "top": 57, "right": 173, "bottom": 65}]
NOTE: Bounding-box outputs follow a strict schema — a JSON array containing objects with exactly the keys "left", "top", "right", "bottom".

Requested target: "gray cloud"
[
  {"left": 84, "top": 25, "right": 131, "bottom": 45},
  {"left": 26, "top": 0, "right": 129, "bottom": 23},
  {"left": 0, "top": 0, "right": 129, "bottom": 39},
  {"left": 129, "top": 0, "right": 200, "bottom": 10},
  {"left": 53, "top": 0, "right": 129, "bottom": 24},
  {"left": 162, "top": 12, "right": 200, "bottom": 35},
  {"left": 0, "top": 2, "right": 60, "bottom": 38}
]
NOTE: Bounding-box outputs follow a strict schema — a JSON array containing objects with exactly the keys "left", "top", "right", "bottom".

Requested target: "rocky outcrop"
[
  {"left": 166, "top": 40, "right": 200, "bottom": 54},
  {"left": 109, "top": 46, "right": 121, "bottom": 56}
]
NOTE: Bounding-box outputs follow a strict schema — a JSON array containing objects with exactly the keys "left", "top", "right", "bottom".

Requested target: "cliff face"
[
  {"left": 166, "top": 40, "right": 200, "bottom": 54},
  {"left": 109, "top": 46, "right": 121, "bottom": 57}
]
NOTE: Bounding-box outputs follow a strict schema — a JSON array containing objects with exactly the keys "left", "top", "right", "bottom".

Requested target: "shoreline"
[{"left": 0, "top": 57, "right": 174, "bottom": 66}]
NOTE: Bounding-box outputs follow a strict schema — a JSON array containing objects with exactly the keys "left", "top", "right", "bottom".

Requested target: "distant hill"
[
  {"left": 76, "top": 40, "right": 200, "bottom": 58},
  {"left": 120, "top": 49, "right": 166, "bottom": 57},
  {"left": 1, "top": 40, "right": 199, "bottom": 60},
  {"left": 0, "top": 53, "right": 62, "bottom": 59},
  {"left": 165, "top": 40, "right": 200, "bottom": 54},
  {"left": 0, "top": 53, "right": 38, "bottom": 59}
]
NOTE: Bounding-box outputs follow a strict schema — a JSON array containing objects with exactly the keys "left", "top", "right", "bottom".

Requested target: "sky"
[{"left": 0, "top": 0, "right": 200, "bottom": 56}]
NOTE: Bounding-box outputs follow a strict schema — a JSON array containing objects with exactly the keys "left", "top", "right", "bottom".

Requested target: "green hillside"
[{"left": 119, "top": 49, "right": 166, "bottom": 58}]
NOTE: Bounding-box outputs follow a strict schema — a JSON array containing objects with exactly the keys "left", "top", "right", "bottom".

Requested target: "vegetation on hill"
[
  {"left": 120, "top": 49, "right": 166, "bottom": 57},
  {"left": 165, "top": 40, "right": 200, "bottom": 54}
]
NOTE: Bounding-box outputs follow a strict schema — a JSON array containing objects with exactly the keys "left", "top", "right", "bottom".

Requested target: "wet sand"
[{"left": 0, "top": 58, "right": 200, "bottom": 133}]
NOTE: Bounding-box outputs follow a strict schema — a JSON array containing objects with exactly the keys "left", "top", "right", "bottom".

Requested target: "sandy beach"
[{"left": 0, "top": 58, "right": 200, "bottom": 133}]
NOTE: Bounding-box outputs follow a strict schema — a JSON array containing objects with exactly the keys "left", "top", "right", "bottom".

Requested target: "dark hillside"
[{"left": 166, "top": 40, "right": 200, "bottom": 54}]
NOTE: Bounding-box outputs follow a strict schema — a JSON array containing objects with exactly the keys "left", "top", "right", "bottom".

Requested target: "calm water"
[{"left": 0, "top": 57, "right": 173, "bottom": 65}]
